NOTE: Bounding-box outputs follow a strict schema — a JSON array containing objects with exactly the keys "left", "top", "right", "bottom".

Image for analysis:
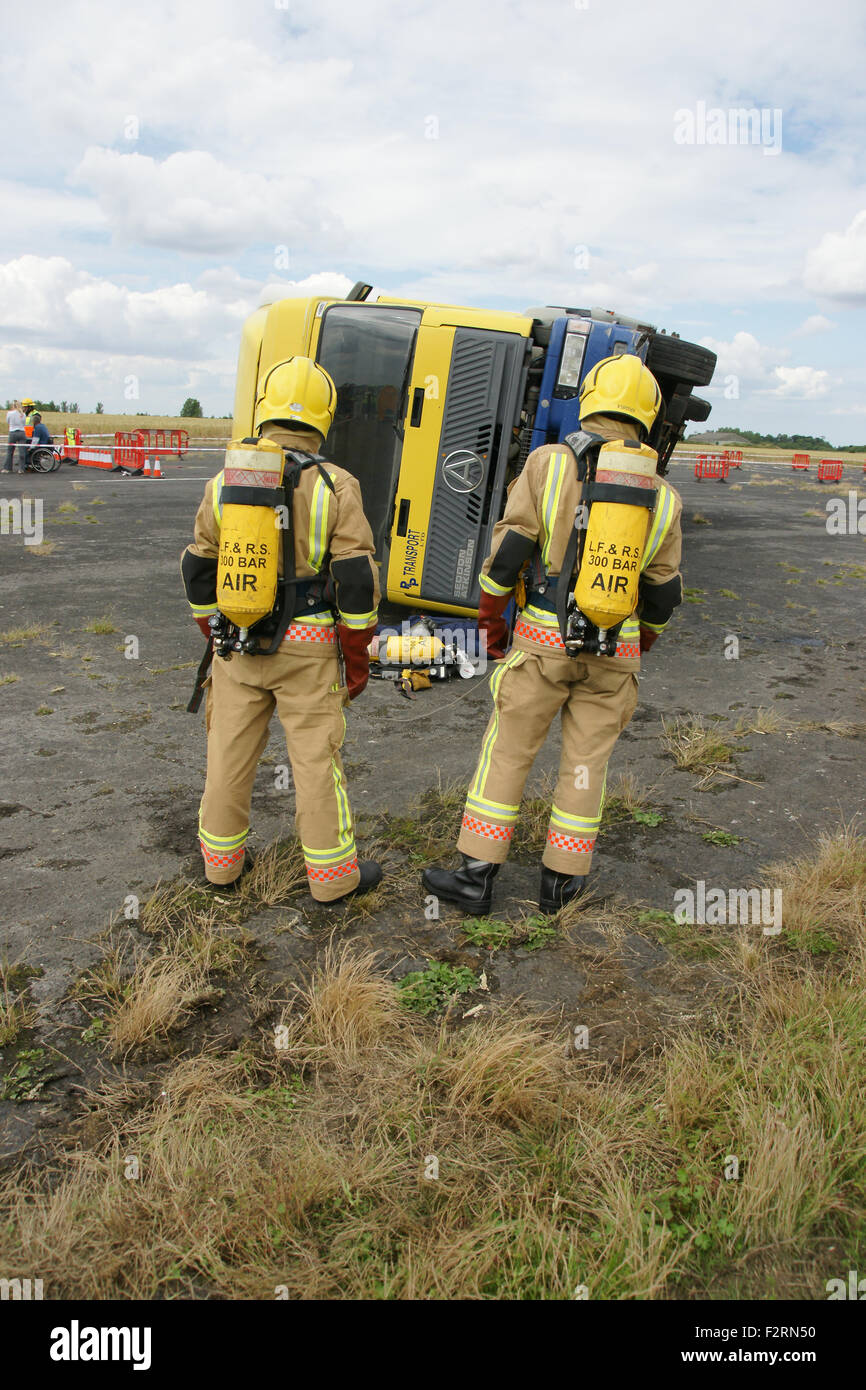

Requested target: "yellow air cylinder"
[
  {"left": 375, "top": 633, "right": 445, "bottom": 665},
  {"left": 217, "top": 438, "right": 285, "bottom": 629},
  {"left": 574, "top": 441, "right": 658, "bottom": 631}
]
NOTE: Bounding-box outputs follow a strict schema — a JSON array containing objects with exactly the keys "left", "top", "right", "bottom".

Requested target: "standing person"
[
  {"left": 3, "top": 401, "right": 27, "bottom": 473},
  {"left": 181, "top": 356, "right": 382, "bottom": 901},
  {"left": 21, "top": 398, "right": 36, "bottom": 438},
  {"left": 422, "top": 355, "right": 683, "bottom": 915}
]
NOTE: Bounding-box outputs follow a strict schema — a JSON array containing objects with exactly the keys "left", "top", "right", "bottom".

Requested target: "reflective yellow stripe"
[
  {"left": 541, "top": 452, "right": 567, "bottom": 568},
  {"left": 339, "top": 609, "right": 378, "bottom": 629},
  {"left": 479, "top": 572, "right": 512, "bottom": 597},
  {"left": 302, "top": 839, "right": 356, "bottom": 865},
  {"left": 642, "top": 483, "right": 674, "bottom": 570},
  {"left": 465, "top": 792, "right": 520, "bottom": 824},
  {"left": 212, "top": 471, "right": 225, "bottom": 526},
  {"left": 550, "top": 803, "right": 602, "bottom": 833},
  {"left": 189, "top": 601, "right": 219, "bottom": 617},
  {"left": 198, "top": 820, "right": 248, "bottom": 850},
  {"left": 619, "top": 617, "right": 640, "bottom": 639},
  {"left": 523, "top": 603, "right": 558, "bottom": 628},
  {"left": 308, "top": 472, "right": 333, "bottom": 571},
  {"left": 469, "top": 649, "right": 525, "bottom": 799}
]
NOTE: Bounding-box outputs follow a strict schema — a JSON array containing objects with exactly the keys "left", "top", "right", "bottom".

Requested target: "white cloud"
[
  {"left": 770, "top": 366, "right": 830, "bottom": 399},
  {"left": 804, "top": 211, "right": 866, "bottom": 303},
  {"left": 698, "top": 331, "right": 783, "bottom": 382},
  {"left": 791, "top": 313, "right": 834, "bottom": 337},
  {"left": 0, "top": 255, "right": 248, "bottom": 357},
  {"left": 71, "top": 148, "right": 342, "bottom": 255}
]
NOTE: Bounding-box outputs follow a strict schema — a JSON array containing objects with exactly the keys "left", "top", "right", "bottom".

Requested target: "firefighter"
[
  {"left": 181, "top": 357, "right": 382, "bottom": 901},
  {"left": 21, "top": 398, "right": 36, "bottom": 438},
  {"left": 422, "top": 355, "right": 683, "bottom": 915}
]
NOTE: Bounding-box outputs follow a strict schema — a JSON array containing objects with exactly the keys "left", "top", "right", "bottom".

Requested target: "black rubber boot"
[
  {"left": 421, "top": 855, "right": 500, "bottom": 914},
  {"left": 538, "top": 866, "right": 588, "bottom": 914},
  {"left": 323, "top": 859, "right": 383, "bottom": 905}
]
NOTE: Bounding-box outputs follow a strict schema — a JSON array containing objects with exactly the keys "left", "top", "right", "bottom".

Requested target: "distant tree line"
[
  {"left": 4, "top": 399, "right": 80, "bottom": 412},
  {"left": 716, "top": 426, "right": 864, "bottom": 452}
]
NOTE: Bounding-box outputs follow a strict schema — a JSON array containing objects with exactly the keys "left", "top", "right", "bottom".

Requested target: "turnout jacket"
[
  {"left": 478, "top": 415, "right": 683, "bottom": 666},
  {"left": 180, "top": 425, "right": 380, "bottom": 640}
]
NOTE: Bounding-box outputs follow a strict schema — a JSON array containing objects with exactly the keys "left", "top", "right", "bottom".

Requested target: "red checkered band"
[
  {"left": 284, "top": 622, "right": 337, "bottom": 644},
  {"left": 515, "top": 617, "right": 565, "bottom": 649},
  {"left": 200, "top": 842, "right": 246, "bottom": 870},
  {"left": 517, "top": 619, "right": 639, "bottom": 661},
  {"left": 306, "top": 857, "right": 359, "bottom": 883},
  {"left": 546, "top": 830, "right": 595, "bottom": 854},
  {"left": 461, "top": 814, "right": 514, "bottom": 842}
]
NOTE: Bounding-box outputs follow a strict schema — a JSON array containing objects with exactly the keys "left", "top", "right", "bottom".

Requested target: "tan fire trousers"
[
  {"left": 199, "top": 641, "right": 360, "bottom": 901},
  {"left": 456, "top": 647, "right": 639, "bottom": 875}
]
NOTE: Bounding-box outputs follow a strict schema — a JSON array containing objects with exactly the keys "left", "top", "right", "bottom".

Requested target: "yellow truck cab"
[{"left": 232, "top": 285, "right": 715, "bottom": 616}]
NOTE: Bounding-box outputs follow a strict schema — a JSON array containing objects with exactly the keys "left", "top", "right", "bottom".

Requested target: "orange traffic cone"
[
  {"left": 153, "top": 457, "right": 163, "bottom": 478},
  {"left": 143, "top": 456, "right": 151, "bottom": 477}
]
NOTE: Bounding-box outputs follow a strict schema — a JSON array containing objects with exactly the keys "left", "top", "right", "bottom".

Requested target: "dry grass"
[
  {"left": 1, "top": 831, "right": 865, "bottom": 1299},
  {"left": 732, "top": 707, "right": 788, "bottom": 735},
  {"left": 0, "top": 964, "right": 38, "bottom": 1046},
  {"left": 601, "top": 771, "right": 658, "bottom": 823},
  {"left": 0, "top": 621, "right": 53, "bottom": 646},
  {"left": 661, "top": 714, "right": 736, "bottom": 772},
  {"left": 241, "top": 840, "right": 307, "bottom": 906},
  {"left": 26, "top": 542, "right": 56, "bottom": 557},
  {"left": 0, "top": 672, "right": 20, "bottom": 685},
  {"left": 764, "top": 823, "right": 865, "bottom": 952},
  {"left": 108, "top": 951, "right": 214, "bottom": 1051}
]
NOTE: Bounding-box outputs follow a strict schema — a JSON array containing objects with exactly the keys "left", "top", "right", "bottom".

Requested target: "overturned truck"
[{"left": 233, "top": 286, "right": 716, "bottom": 616}]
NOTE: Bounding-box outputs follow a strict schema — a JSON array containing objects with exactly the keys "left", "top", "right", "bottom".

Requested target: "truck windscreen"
[{"left": 316, "top": 304, "right": 421, "bottom": 560}]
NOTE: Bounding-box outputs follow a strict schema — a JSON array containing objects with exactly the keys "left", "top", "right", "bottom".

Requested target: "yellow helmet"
[
  {"left": 21, "top": 397, "right": 34, "bottom": 408},
  {"left": 578, "top": 354, "right": 661, "bottom": 437},
  {"left": 254, "top": 357, "right": 337, "bottom": 439}
]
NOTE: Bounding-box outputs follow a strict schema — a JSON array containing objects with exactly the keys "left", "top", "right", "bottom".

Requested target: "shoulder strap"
[
  {"left": 555, "top": 433, "right": 604, "bottom": 644},
  {"left": 256, "top": 449, "right": 336, "bottom": 654}
]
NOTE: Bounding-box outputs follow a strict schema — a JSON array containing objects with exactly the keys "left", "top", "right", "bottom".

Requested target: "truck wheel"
[{"left": 647, "top": 335, "right": 716, "bottom": 386}]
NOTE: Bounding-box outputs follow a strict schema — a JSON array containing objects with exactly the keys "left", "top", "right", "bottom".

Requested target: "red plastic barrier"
[
  {"left": 728, "top": 448, "right": 742, "bottom": 467},
  {"left": 694, "top": 453, "right": 729, "bottom": 481},
  {"left": 817, "top": 459, "right": 843, "bottom": 483},
  {"left": 113, "top": 430, "right": 146, "bottom": 473},
  {"left": 131, "top": 427, "right": 188, "bottom": 458},
  {"left": 792, "top": 452, "right": 810, "bottom": 470}
]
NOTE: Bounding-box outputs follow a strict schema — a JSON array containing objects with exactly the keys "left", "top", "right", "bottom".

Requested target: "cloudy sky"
[{"left": 2, "top": 0, "right": 864, "bottom": 440}]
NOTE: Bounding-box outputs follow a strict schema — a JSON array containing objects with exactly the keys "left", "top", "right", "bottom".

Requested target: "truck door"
[{"left": 315, "top": 303, "right": 421, "bottom": 563}]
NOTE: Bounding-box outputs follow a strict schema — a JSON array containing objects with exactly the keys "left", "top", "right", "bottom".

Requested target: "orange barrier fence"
[
  {"left": 817, "top": 459, "right": 843, "bottom": 483},
  {"left": 792, "top": 453, "right": 810, "bottom": 470},
  {"left": 131, "top": 428, "right": 189, "bottom": 457},
  {"left": 694, "top": 453, "right": 730, "bottom": 481}
]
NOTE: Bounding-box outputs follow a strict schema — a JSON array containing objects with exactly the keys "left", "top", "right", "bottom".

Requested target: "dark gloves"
[
  {"left": 195, "top": 615, "right": 212, "bottom": 639},
  {"left": 338, "top": 623, "right": 377, "bottom": 699},
  {"left": 639, "top": 626, "right": 659, "bottom": 654},
  {"left": 478, "top": 590, "right": 511, "bottom": 661}
]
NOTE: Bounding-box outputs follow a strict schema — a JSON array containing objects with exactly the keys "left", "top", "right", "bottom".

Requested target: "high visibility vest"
[{"left": 65, "top": 426, "right": 76, "bottom": 444}]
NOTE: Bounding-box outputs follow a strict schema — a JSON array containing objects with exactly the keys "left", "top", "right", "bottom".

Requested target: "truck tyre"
[{"left": 647, "top": 335, "right": 716, "bottom": 387}]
